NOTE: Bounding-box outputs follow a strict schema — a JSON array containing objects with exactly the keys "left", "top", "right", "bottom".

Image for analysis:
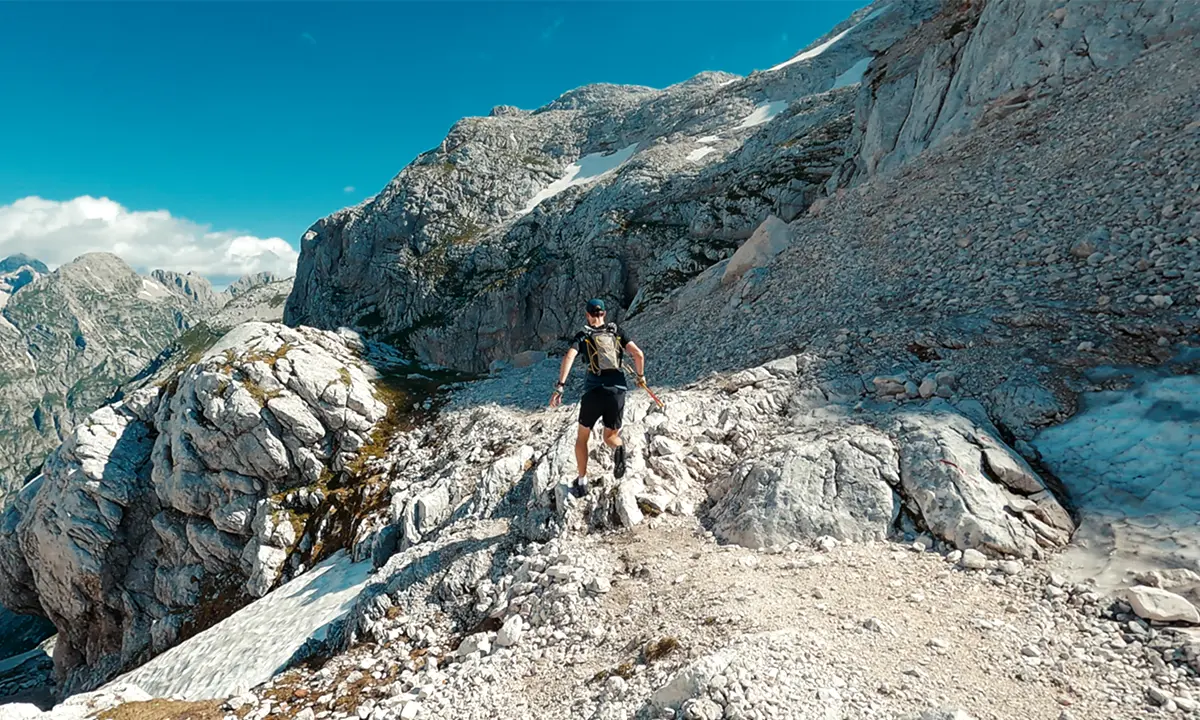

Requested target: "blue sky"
[{"left": 0, "top": 1, "right": 864, "bottom": 278}]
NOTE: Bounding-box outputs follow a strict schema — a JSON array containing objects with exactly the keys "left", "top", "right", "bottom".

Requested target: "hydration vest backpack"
[{"left": 583, "top": 323, "right": 623, "bottom": 373}]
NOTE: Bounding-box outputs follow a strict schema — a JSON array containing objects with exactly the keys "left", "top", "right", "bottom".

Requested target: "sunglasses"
[{"left": 587, "top": 309, "right": 605, "bottom": 316}]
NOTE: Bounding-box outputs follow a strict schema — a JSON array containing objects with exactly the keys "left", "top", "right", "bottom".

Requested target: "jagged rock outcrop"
[
  {"left": 207, "top": 277, "right": 293, "bottom": 330},
  {"left": 0, "top": 322, "right": 386, "bottom": 694},
  {"left": 225, "top": 271, "right": 283, "bottom": 297},
  {"left": 149, "top": 270, "right": 222, "bottom": 311},
  {"left": 351, "top": 350, "right": 1073, "bottom": 568},
  {"left": 0, "top": 262, "right": 293, "bottom": 505},
  {"left": 285, "top": 0, "right": 939, "bottom": 371}
]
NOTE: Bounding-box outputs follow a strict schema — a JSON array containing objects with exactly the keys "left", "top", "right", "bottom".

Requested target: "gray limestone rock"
[{"left": 0, "top": 322, "right": 384, "bottom": 693}]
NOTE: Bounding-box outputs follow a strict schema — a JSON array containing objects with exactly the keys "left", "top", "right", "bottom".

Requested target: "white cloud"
[
  {"left": 0, "top": 196, "right": 299, "bottom": 287},
  {"left": 343, "top": 186, "right": 355, "bottom": 194},
  {"left": 301, "top": 32, "right": 317, "bottom": 45}
]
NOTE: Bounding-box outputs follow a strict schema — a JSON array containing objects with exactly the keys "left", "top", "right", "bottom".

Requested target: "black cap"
[{"left": 585, "top": 298, "right": 606, "bottom": 314}]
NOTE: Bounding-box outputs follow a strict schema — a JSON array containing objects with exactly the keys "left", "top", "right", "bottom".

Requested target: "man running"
[{"left": 549, "top": 298, "right": 646, "bottom": 497}]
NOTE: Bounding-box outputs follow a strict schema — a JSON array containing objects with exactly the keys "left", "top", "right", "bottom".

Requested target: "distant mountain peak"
[
  {"left": 0, "top": 253, "right": 50, "bottom": 275},
  {"left": 225, "top": 271, "right": 285, "bottom": 297}
]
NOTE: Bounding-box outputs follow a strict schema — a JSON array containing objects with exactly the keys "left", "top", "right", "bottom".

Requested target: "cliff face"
[
  {"left": 284, "top": 1, "right": 939, "bottom": 372},
  {"left": 833, "top": 0, "right": 1200, "bottom": 186},
  {"left": 0, "top": 322, "right": 387, "bottom": 694}
]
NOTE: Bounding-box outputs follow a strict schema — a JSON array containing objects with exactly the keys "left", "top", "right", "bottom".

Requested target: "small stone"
[
  {"left": 1176, "top": 697, "right": 1198, "bottom": 712},
  {"left": 946, "top": 550, "right": 963, "bottom": 564},
  {"left": 1070, "top": 239, "right": 1096, "bottom": 259},
  {"left": 496, "top": 615, "right": 524, "bottom": 647},
  {"left": 1000, "top": 560, "right": 1023, "bottom": 576},
  {"left": 918, "top": 377, "right": 937, "bottom": 399},
  {"left": 400, "top": 702, "right": 421, "bottom": 720},
  {"left": 1022, "top": 645, "right": 1042, "bottom": 658},
  {"left": 863, "top": 617, "right": 885, "bottom": 633},
  {"left": 817, "top": 536, "right": 838, "bottom": 552},
  {"left": 872, "top": 375, "right": 907, "bottom": 396},
  {"left": 1148, "top": 686, "right": 1171, "bottom": 706},
  {"left": 960, "top": 549, "right": 988, "bottom": 570},
  {"left": 1076, "top": 341, "right": 1094, "bottom": 352},
  {"left": 587, "top": 577, "right": 612, "bottom": 594}
]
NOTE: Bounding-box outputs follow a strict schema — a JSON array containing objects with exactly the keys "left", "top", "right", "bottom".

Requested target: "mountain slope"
[
  {"left": 0, "top": 255, "right": 292, "bottom": 505},
  {"left": 284, "top": 0, "right": 939, "bottom": 371},
  {"left": 285, "top": 0, "right": 1198, "bottom": 383}
]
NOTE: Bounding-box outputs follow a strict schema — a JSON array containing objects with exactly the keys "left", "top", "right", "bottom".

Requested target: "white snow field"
[
  {"left": 831, "top": 57, "right": 874, "bottom": 90},
  {"left": 686, "top": 147, "right": 716, "bottom": 162},
  {"left": 519, "top": 143, "right": 639, "bottom": 215},
  {"left": 111, "top": 551, "right": 374, "bottom": 701},
  {"left": 733, "top": 101, "right": 790, "bottom": 131},
  {"left": 768, "top": 4, "right": 890, "bottom": 72},
  {"left": 1034, "top": 375, "right": 1200, "bottom": 590}
]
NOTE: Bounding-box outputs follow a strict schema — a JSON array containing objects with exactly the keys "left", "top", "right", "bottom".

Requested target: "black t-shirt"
[{"left": 573, "top": 324, "right": 632, "bottom": 393}]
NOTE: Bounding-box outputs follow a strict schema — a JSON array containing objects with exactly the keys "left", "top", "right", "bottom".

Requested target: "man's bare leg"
[{"left": 574, "top": 425, "right": 591, "bottom": 496}]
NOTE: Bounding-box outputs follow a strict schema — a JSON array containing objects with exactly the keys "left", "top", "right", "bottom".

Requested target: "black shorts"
[{"left": 578, "top": 388, "right": 626, "bottom": 430}]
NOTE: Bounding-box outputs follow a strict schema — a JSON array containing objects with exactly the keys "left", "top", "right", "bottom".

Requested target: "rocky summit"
[{"left": 2, "top": 1, "right": 1200, "bottom": 719}]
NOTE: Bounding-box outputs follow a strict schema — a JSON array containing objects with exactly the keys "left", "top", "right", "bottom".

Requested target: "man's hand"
[{"left": 549, "top": 383, "right": 565, "bottom": 407}]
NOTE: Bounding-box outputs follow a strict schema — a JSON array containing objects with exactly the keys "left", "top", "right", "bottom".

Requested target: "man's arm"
[
  {"left": 557, "top": 348, "right": 578, "bottom": 386},
  {"left": 550, "top": 348, "right": 578, "bottom": 407},
  {"left": 625, "top": 341, "right": 645, "bottom": 379}
]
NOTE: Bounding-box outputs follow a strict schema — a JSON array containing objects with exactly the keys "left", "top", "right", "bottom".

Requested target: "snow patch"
[
  {"left": 111, "top": 551, "right": 373, "bottom": 700},
  {"left": 687, "top": 147, "right": 716, "bottom": 162},
  {"left": 136, "top": 278, "right": 171, "bottom": 302},
  {"left": 1034, "top": 375, "right": 1200, "bottom": 591},
  {"left": 733, "top": 101, "right": 789, "bottom": 131},
  {"left": 768, "top": 4, "right": 890, "bottom": 72},
  {"left": 696, "top": 136, "right": 720, "bottom": 144},
  {"left": 831, "top": 57, "right": 874, "bottom": 90},
  {"left": 518, "top": 143, "right": 639, "bottom": 215}
]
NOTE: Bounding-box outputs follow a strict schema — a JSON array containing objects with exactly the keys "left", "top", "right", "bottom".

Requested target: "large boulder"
[
  {"left": 708, "top": 426, "right": 900, "bottom": 546},
  {"left": 707, "top": 397, "right": 1074, "bottom": 556},
  {"left": 0, "top": 322, "right": 386, "bottom": 694}
]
